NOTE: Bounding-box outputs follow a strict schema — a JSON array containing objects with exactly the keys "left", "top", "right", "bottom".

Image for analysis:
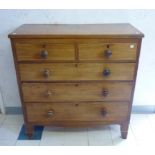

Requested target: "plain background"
[{"left": 0, "top": 9, "right": 155, "bottom": 108}]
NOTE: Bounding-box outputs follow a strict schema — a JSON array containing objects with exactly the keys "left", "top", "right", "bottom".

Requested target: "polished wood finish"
[
  {"left": 79, "top": 43, "right": 137, "bottom": 61},
  {"left": 8, "top": 24, "right": 144, "bottom": 38},
  {"left": 15, "top": 42, "right": 75, "bottom": 61},
  {"left": 120, "top": 121, "right": 129, "bottom": 139},
  {"left": 8, "top": 24, "right": 144, "bottom": 139},
  {"left": 25, "top": 124, "right": 34, "bottom": 139},
  {"left": 26, "top": 102, "right": 129, "bottom": 123},
  {"left": 19, "top": 63, "right": 136, "bottom": 81},
  {"left": 22, "top": 82, "right": 133, "bottom": 102}
]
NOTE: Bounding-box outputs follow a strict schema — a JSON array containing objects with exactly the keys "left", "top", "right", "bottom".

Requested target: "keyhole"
[
  {"left": 75, "top": 83, "right": 79, "bottom": 87},
  {"left": 75, "top": 63, "right": 78, "bottom": 67},
  {"left": 42, "top": 44, "right": 46, "bottom": 48},
  {"left": 75, "top": 103, "right": 79, "bottom": 107},
  {"left": 107, "top": 45, "right": 110, "bottom": 48}
]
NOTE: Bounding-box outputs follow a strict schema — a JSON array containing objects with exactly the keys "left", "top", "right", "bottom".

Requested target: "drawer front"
[
  {"left": 79, "top": 43, "right": 137, "bottom": 61},
  {"left": 26, "top": 102, "right": 129, "bottom": 122},
  {"left": 19, "top": 63, "right": 135, "bottom": 81},
  {"left": 22, "top": 82, "right": 132, "bottom": 102},
  {"left": 15, "top": 42, "right": 75, "bottom": 61}
]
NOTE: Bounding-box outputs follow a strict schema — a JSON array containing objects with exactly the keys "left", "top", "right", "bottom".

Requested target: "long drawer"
[
  {"left": 22, "top": 82, "right": 133, "bottom": 102},
  {"left": 19, "top": 63, "right": 135, "bottom": 81},
  {"left": 79, "top": 43, "right": 137, "bottom": 61},
  {"left": 15, "top": 42, "right": 75, "bottom": 61},
  {"left": 26, "top": 102, "right": 129, "bottom": 123}
]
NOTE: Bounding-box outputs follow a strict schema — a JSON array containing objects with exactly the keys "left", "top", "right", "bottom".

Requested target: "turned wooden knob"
[
  {"left": 47, "top": 110, "right": 54, "bottom": 117},
  {"left": 43, "top": 69, "right": 50, "bottom": 78},
  {"left": 101, "top": 108, "right": 107, "bottom": 117},
  {"left": 45, "top": 90, "right": 53, "bottom": 97},
  {"left": 40, "top": 50, "right": 48, "bottom": 59},
  {"left": 104, "top": 49, "right": 112, "bottom": 57},
  {"left": 102, "top": 89, "right": 109, "bottom": 97},
  {"left": 103, "top": 68, "right": 111, "bottom": 77}
]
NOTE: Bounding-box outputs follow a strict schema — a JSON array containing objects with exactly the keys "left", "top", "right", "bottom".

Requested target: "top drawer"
[
  {"left": 79, "top": 43, "right": 137, "bottom": 61},
  {"left": 15, "top": 42, "right": 75, "bottom": 61}
]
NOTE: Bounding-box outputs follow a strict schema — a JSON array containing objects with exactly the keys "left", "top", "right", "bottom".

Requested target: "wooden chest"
[{"left": 8, "top": 24, "right": 144, "bottom": 139}]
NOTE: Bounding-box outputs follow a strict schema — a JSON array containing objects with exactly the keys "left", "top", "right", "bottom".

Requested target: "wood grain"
[
  {"left": 22, "top": 82, "right": 133, "bottom": 102},
  {"left": 8, "top": 24, "right": 144, "bottom": 139},
  {"left": 15, "top": 42, "right": 75, "bottom": 61},
  {"left": 19, "top": 63, "right": 136, "bottom": 81},
  {"left": 8, "top": 24, "right": 144, "bottom": 38},
  {"left": 79, "top": 43, "right": 137, "bottom": 61},
  {"left": 12, "top": 38, "right": 140, "bottom": 44},
  {"left": 26, "top": 102, "right": 129, "bottom": 123}
]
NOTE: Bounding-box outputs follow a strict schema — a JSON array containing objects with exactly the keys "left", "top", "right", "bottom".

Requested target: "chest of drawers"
[{"left": 9, "top": 24, "right": 144, "bottom": 139}]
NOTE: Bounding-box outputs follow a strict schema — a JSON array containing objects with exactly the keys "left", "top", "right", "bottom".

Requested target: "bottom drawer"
[{"left": 26, "top": 102, "right": 129, "bottom": 123}]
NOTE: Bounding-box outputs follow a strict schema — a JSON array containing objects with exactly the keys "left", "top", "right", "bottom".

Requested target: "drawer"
[
  {"left": 15, "top": 42, "right": 75, "bottom": 61},
  {"left": 79, "top": 43, "right": 137, "bottom": 61},
  {"left": 19, "top": 63, "right": 135, "bottom": 81},
  {"left": 26, "top": 102, "right": 129, "bottom": 123},
  {"left": 22, "top": 82, "right": 132, "bottom": 102}
]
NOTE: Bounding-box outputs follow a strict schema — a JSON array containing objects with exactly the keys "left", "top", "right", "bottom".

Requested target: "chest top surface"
[{"left": 8, "top": 23, "right": 144, "bottom": 39}]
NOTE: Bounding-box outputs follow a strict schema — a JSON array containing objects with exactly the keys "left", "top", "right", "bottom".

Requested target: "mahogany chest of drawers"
[{"left": 9, "top": 24, "right": 144, "bottom": 139}]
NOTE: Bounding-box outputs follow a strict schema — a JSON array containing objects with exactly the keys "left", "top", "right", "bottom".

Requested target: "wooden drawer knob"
[
  {"left": 102, "top": 89, "right": 109, "bottom": 97},
  {"left": 43, "top": 69, "right": 50, "bottom": 78},
  {"left": 103, "top": 68, "right": 111, "bottom": 77},
  {"left": 45, "top": 90, "right": 53, "bottom": 97},
  {"left": 40, "top": 50, "right": 48, "bottom": 59},
  {"left": 47, "top": 110, "right": 54, "bottom": 117},
  {"left": 101, "top": 108, "right": 107, "bottom": 117},
  {"left": 104, "top": 49, "right": 112, "bottom": 57}
]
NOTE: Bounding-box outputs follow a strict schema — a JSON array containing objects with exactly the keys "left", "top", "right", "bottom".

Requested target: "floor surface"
[{"left": 0, "top": 114, "right": 155, "bottom": 146}]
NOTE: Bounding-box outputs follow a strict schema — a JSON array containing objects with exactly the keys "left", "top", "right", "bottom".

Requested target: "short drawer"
[
  {"left": 19, "top": 63, "right": 136, "bottom": 81},
  {"left": 79, "top": 43, "right": 137, "bottom": 61},
  {"left": 15, "top": 42, "right": 75, "bottom": 61},
  {"left": 22, "top": 82, "right": 133, "bottom": 102},
  {"left": 26, "top": 102, "right": 129, "bottom": 123}
]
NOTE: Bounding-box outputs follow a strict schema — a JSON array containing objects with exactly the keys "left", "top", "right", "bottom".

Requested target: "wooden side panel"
[
  {"left": 26, "top": 102, "right": 129, "bottom": 122},
  {"left": 19, "top": 63, "right": 136, "bottom": 81},
  {"left": 79, "top": 43, "right": 137, "bottom": 61},
  {"left": 22, "top": 82, "right": 133, "bottom": 102}
]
